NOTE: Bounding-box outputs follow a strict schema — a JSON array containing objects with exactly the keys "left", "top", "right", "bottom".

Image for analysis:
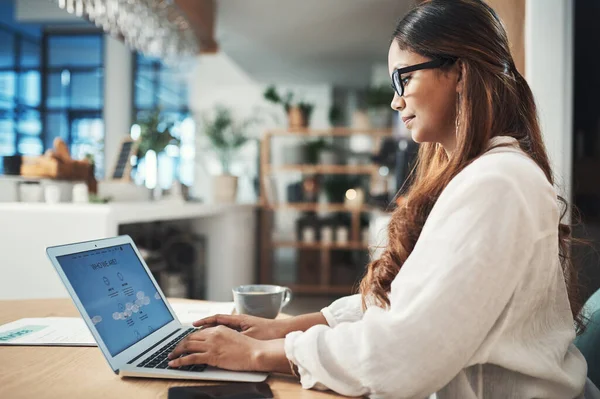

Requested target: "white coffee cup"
[{"left": 232, "top": 285, "right": 292, "bottom": 319}]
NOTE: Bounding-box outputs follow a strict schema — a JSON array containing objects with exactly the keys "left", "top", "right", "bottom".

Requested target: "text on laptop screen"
[{"left": 57, "top": 243, "right": 174, "bottom": 356}]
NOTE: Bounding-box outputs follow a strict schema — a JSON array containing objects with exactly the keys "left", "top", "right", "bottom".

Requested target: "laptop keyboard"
[{"left": 137, "top": 328, "right": 207, "bottom": 372}]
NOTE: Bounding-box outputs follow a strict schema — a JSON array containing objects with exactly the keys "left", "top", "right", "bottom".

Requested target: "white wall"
[
  {"left": 525, "top": 0, "right": 574, "bottom": 205},
  {"left": 188, "top": 52, "right": 333, "bottom": 202},
  {"left": 103, "top": 36, "right": 133, "bottom": 179}
]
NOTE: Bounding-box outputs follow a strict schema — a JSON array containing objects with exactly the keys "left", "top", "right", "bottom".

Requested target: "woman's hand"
[
  {"left": 167, "top": 326, "right": 290, "bottom": 373},
  {"left": 192, "top": 314, "right": 289, "bottom": 340}
]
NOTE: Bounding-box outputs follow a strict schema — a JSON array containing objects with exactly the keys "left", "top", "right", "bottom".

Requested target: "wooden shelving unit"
[
  {"left": 272, "top": 241, "right": 370, "bottom": 250},
  {"left": 259, "top": 128, "right": 391, "bottom": 295},
  {"left": 265, "top": 164, "right": 378, "bottom": 174},
  {"left": 265, "top": 203, "right": 374, "bottom": 212},
  {"left": 263, "top": 128, "right": 392, "bottom": 137},
  {"left": 286, "top": 284, "right": 356, "bottom": 295}
]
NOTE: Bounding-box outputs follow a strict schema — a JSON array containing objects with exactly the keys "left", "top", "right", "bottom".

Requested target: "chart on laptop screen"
[{"left": 57, "top": 244, "right": 173, "bottom": 356}]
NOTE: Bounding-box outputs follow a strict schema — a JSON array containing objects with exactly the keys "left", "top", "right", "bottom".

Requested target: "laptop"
[{"left": 46, "top": 235, "right": 268, "bottom": 382}]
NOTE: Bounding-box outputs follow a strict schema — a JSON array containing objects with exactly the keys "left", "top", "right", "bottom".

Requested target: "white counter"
[{"left": 0, "top": 201, "right": 258, "bottom": 301}]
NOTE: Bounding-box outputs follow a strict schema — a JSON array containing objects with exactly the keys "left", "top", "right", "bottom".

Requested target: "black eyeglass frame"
[{"left": 391, "top": 58, "right": 457, "bottom": 97}]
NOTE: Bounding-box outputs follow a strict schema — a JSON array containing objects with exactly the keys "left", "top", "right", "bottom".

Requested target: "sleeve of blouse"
[{"left": 320, "top": 294, "right": 365, "bottom": 327}]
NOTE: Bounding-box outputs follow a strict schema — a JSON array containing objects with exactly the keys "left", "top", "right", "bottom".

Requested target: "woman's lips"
[{"left": 402, "top": 116, "right": 415, "bottom": 127}]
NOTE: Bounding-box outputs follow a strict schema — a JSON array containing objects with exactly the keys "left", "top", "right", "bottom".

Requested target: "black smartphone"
[{"left": 167, "top": 382, "right": 274, "bottom": 399}]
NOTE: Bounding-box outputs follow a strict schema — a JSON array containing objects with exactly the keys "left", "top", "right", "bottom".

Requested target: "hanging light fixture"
[{"left": 49, "top": 0, "right": 199, "bottom": 59}]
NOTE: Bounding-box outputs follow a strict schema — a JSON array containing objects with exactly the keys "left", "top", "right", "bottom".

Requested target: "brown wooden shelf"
[
  {"left": 265, "top": 203, "right": 373, "bottom": 212},
  {"left": 266, "top": 164, "right": 377, "bottom": 174},
  {"left": 265, "top": 128, "right": 392, "bottom": 137},
  {"left": 272, "top": 241, "right": 369, "bottom": 250},
  {"left": 259, "top": 127, "right": 388, "bottom": 286},
  {"left": 285, "top": 284, "right": 357, "bottom": 295}
]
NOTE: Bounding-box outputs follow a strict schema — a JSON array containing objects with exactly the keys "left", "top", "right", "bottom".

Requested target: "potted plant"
[
  {"left": 328, "top": 104, "right": 344, "bottom": 127},
  {"left": 133, "top": 109, "right": 179, "bottom": 199},
  {"left": 200, "top": 105, "right": 254, "bottom": 203},
  {"left": 365, "top": 85, "right": 394, "bottom": 128},
  {"left": 263, "top": 85, "right": 314, "bottom": 129},
  {"left": 135, "top": 109, "right": 179, "bottom": 160},
  {"left": 303, "top": 137, "right": 327, "bottom": 165}
]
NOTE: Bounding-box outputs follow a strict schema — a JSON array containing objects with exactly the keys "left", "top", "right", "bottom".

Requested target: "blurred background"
[{"left": 0, "top": 0, "right": 597, "bottom": 315}]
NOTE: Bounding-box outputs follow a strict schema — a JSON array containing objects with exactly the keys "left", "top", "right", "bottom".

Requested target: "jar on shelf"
[
  {"left": 302, "top": 226, "right": 316, "bottom": 244},
  {"left": 296, "top": 212, "right": 320, "bottom": 243},
  {"left": 302, "top": 175, "right": 320, "bottom": 203},
  {"left": 335, "top": 226, "right": 349, "bottom": 245},
  {"left": 361, "top": 227, "right": 370, "bottom": 245},
  {"left": 321, "top": 225, "right": 333, "bottom": 244}
]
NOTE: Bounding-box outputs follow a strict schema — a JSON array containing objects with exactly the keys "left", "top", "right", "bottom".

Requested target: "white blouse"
[{"left": 284, "top": 137, "right": 588, "bottom": 399}]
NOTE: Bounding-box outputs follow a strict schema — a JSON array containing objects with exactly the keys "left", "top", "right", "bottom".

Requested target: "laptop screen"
[{"left": 57, "top": 243, "right": 174, "bottom": 357}]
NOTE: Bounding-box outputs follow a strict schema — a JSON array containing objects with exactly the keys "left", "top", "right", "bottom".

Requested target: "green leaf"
[
  {"left": 134, "top": 108, "right": 180, "bottom": 158},
  {"left": 200, "top": 105, "right": 255, "bottom": 172}
]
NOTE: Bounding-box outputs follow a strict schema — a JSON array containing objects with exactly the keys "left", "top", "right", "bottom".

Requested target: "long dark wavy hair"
[{"left": 359, "top": 0, "right": 585, "bottom": 332}]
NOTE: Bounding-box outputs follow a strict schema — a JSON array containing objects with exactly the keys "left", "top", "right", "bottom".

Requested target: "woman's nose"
[{"left": 391, "top": 92, "right": 404, "bottom": 111}]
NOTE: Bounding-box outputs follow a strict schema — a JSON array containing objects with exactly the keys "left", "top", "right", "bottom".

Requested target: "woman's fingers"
[
  {"left": 168, "top": 336, "right": 208, "bottom": 359},
  {"left": 168, "top": 352, "right": 208, "bottom": 368},
  {"left": 192, "top": 315, "right": 218, "bottom": 327},
  {"left": 193, "top": 314, "right": 243, "bottom": 329}
]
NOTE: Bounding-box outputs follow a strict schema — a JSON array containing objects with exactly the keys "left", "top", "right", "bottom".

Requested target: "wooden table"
[{"left": 0, "top": 299, "right": 347, "bottom": 399}]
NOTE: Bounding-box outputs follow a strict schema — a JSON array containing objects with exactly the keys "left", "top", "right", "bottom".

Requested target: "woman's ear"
[{"left": 456, "top": 60, "right": 466, "bottom": 94}]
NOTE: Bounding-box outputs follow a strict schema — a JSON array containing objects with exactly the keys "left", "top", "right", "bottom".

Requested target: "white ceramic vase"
[{"left": 212, "top": 174, "right": 238, "bottom": 203}]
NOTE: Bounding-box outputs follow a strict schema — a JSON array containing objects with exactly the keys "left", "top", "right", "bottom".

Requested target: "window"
[
  {"left": 44, "top": 32, "right": 105, "bottom": 177},
  {"left": 0, "top": 25, "right": 105, "bottom": 177},
  {"left": 0, "top": 25, "right": 42, "bottom": 174},
  {"left": 133, "top": 53, "right": 193, "bottom": 188}
]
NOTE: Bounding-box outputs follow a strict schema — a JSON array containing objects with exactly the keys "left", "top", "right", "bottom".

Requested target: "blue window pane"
[
  {"left": 158, "top": 69, "right": 185, "bottom": 108},
  {"left": 71, "top": 70, "right": 102, "bottom": 109},
  {"left": 47, "top": 70, "right": 103, "bottom": 109},
  {"left": 137, "top": 53, "right": 161, "bottom": 66},
  {"left": 18, "top": 137, "right": 43, "bottom": 156},
  {"left": 135, "top": 67, "right": 155, "bottom": 108},
  {"left": 0, "top": 115, "right": 15, "bottom": 156},
  {"left": 158, "top": 86, "right": 180, "bottom": 108},
  {"left": 0, "top": 30, "right": 15, "bottom": 68},
  {"left": 48, "top": 36, "right": 102, "bottom": 67},
  {"left": 18, "top": 71, "right": 40, "bottom": 107},
  {"left": 20, "top": 40, "right": 40, "bottom": 68},
  {"left": 0, "top": 72, "right": 16, "bottom": 108},
  {"left": 71, "top": 115, "right": 103, "bottom": 144},
  {"left": 17, "top": 109, "right": 41, "bottom": 136},
  {"left": 46, "top": 72, "right": 68, "bottom": 108},
  {"left": 134, "top": 52, "right": 193, "bottom": 186},
  {"left": 0, "top": 143, "right": 15, "bottom": 156},
  {"left": 45, "top": 112, "right": 68, "bottom": 149},
  {"left": 71, "top": 117, "right": 104, "bottom": 177},
  {"left": 179, "top": 85, "right": 188, "bottom": 109}
]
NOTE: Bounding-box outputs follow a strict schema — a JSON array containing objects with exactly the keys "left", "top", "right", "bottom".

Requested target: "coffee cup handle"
[{"left": 280, "top": 287, "right": 293, "bottom": 310}]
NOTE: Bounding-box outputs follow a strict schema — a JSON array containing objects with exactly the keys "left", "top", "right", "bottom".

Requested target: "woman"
[{"left": 168, "top": 0, "right": 589, "bottom": 397}]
